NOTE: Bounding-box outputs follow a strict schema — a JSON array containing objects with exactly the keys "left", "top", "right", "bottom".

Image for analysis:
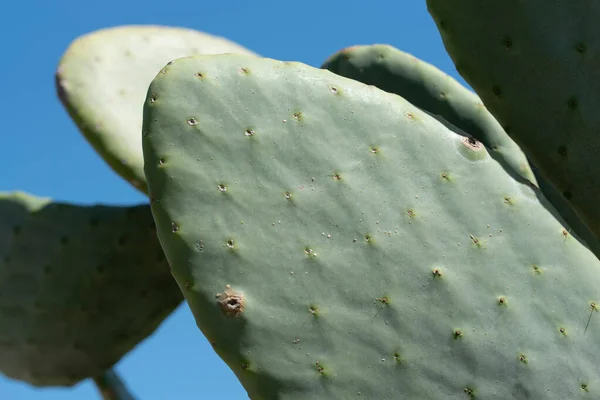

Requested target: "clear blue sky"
[{"left": 1, "top": 1, "right": 467, "bottom": 398}]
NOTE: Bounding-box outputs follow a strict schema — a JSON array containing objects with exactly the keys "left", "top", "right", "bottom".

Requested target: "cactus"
[
  {"left": 321, "top": 44, "right": 600, "bottom": 255},
  {"left": 0, "top": 191, "right": 182, "bottom": 387},
  {"left": 321, "top": 44, "right": 536, "bottom": 183},
  {"left": 93, "top": 369, "right": 136, "bottom": 400},
  {"left": 425, "top": 1, "right": 600, "bottom": 244},
  {"left": 142, "top": 54, "right": 600, "bottom": 399},
  {"left": 55, "top": 25, "right": 258, "bottom": 194}
]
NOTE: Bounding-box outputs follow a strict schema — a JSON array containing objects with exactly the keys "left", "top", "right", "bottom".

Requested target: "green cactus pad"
[
  {"left": 321, "top": 43, "right": 600, "bottom": 255},
  {"left": 143, "top": 54, "right": 600, "bottom": 399},
  {"left": 426, "top": 1, "right": 600, "bottom": 242},
  {"left": 321, "top": 44, "right": 536, "bottom": 184},
  {"left": 55, "top": 25, "right": 258, "bottom": 194},
  {"left": 0, "top": 192, "right": 182, "bottom": 387}
]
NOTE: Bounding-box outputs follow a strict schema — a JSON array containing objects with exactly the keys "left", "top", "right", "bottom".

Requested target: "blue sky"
[{"left": 1, "top": 1, "right": 467, "bottom": 398}]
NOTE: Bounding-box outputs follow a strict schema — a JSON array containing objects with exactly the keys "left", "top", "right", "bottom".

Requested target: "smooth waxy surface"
[
  {"left": 0, "top": 192, "right": 182, "bottom": 386},
  {"left": 56, "top": 25, "right": 258, "bottom": 193},
  {"left": 427, "top": 0, "right": 600, "bottom": 242},
  {"left": 143, "top": 54, "right": 600, "bottom": 399}
]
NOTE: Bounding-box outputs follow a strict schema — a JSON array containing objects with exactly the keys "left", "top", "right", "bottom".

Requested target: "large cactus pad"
[
  {"left": 0, "top": 192, "right": 182, "bottom": 386},
  {"left": 143, "top": 54, "right": 600, "bottom": 399}
]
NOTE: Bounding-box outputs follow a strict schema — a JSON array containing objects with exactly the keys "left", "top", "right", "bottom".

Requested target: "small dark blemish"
[
  {"left": 216, "top": 286, "right": 245, "bottom": 317},
  {"left": 518, "top": 354, "right": 527, "bottom": 364},
  {"left": 559, "top": 327, "right": 567, "bottom": 336},
  {"left": 315, "top": 361, "right": 325, "bottom": 375},
  {"left": 492, "top": 85, "right": 502, "bottom": 97},
  {"left": 502, "top": 36, "right": 513, "bottom": 49},
  {"left": 575, "top": 42, "right": 587, "bottom": 54},
  {"left": 557, "top": 146, "right": 567, "bottom": 158}
]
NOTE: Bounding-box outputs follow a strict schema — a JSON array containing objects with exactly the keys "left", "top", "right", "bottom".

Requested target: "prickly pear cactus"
[
  {"left": 142, "top": 54, "right": 600, "bottom": 399},
  {"left": 55, "top": 25, "right": 258, "bottom": 194},
  {"left": 321, "top": 44, "right": 600, "bottom": 254},
  {"left": 426, "top": 0, "right": 600, "bottom": 243},
  {"left": 93, "top": 369, "right": 135, "bottom": 400},
  {"left": 321, "top": 44, "right": 536, "bottom": 183},
  {"left": 0, "top": 192, "right": 182, "bottom": 387}
]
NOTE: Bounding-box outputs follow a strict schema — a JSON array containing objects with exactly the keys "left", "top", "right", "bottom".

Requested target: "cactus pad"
[
  {"left": 0, "top": 192, "right": 182, "bottom": 386},
  {"left": 426, "top": 1, "right": 600, "bottom": 242},
  {"left": 321, "top": 44, "right": 536, "bottom": 183},
  {"left": 55, "top": 25, "right": 258, "bottom": 194},
  {"left": 322, "top": 43, "right": 600, "bottom": 254},
  {"left": 143, "top": 54, "right": 600, "bottom": 399}
]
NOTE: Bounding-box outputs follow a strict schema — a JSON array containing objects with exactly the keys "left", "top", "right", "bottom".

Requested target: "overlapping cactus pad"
[
  {"left": 0, "top": 192, "right": 182, "bottom": 386},
  {"left": 142, "top": 54, "right": 600, "bottom": 399},
  {"left": 55, "top": 25, "right": 258, "bottom": 194},
  {"left": 322, "top": 43, "right": 600, "bottom": 255},
  {"left": 321, "top": 43, "right": 536, "bottom": 184},
  {"left": 426, "top": 0, "right": 600, "bottom": 244}
]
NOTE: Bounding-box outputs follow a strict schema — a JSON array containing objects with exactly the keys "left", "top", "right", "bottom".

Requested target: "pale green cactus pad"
[
  {"left": 143, "top": 54, "right": 600, "bottom": 399},
  {"left": 0, "top": 192, "right": 182, "bottom": 387},
  {"left": 55, "top": 25, "right": 258, "bottom": 194},
  {"left": 426, "top": 0, "right": 600, "bottom": 243}
]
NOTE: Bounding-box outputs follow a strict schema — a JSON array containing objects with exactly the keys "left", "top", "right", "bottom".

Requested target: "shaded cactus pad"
[
  {"left": 426, "top": 0, "right": 600, "bottom": 243},
  {"left": 55, "top": 25, "right": 258, "bottom": 194},
  {"left": 143, "top": 54, "right": 600, "bottom": 399},
  {"left": 0, "top": 192, "right": 182, "bottom": 386}
]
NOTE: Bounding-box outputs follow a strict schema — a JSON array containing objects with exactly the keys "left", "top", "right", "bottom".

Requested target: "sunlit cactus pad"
[
  {"left": 143, "top": 54, "right": 600, "bottom": 399},
  {"left": 55, "top": 25, "right": 258, "bottom": 194}
]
